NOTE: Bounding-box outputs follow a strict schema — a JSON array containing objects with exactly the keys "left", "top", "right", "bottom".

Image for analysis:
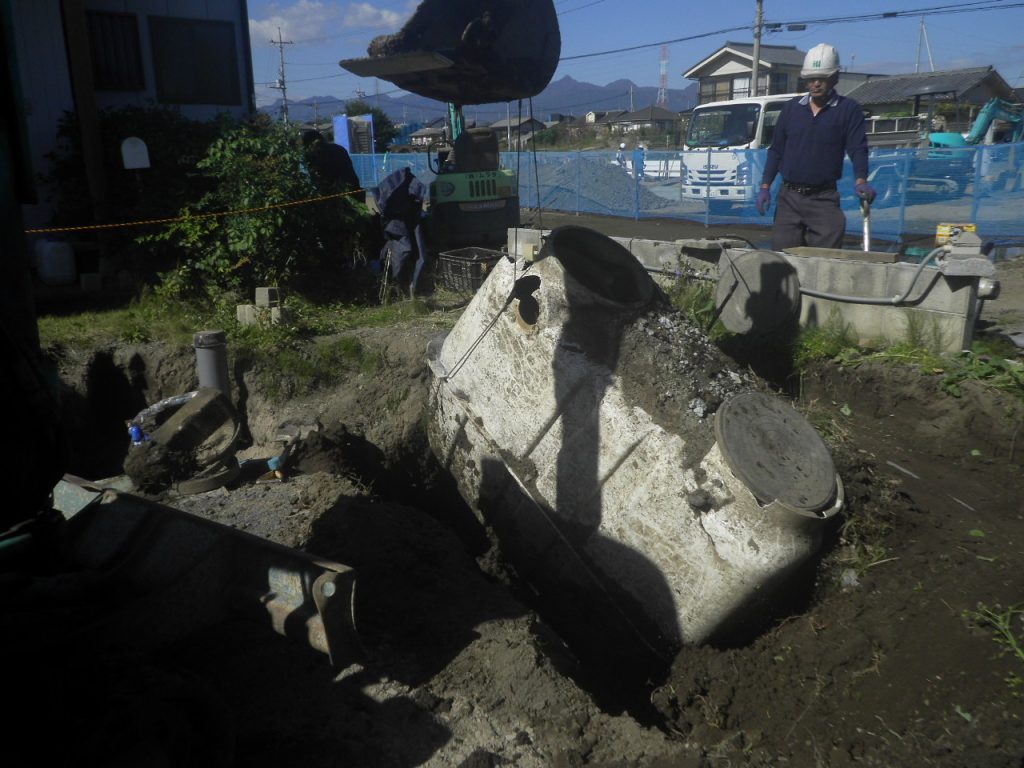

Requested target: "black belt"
[{"left": 783, "top": 180, "right": 837, "bottom": 195}]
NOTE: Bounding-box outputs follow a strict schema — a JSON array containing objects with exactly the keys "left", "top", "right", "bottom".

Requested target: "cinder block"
[
  {"left": 236, "top": 304, "right": 287, "bottom": 326},
  {"left": 255, "top": 287, "right": 280, "bottom": 307},
  {"left": 236, "top": 304, "right": 260, "bottom": 325}
]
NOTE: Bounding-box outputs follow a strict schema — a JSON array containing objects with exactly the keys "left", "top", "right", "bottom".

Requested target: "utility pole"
[
  {"left": 750, "top": 0, "right": 763, "bottom": 97},
  {"left": 269, "top": 27, "right": 293, "bottom": 123},
  {"left": 915, "top": 17, "right": 935, "bottom": 73}
]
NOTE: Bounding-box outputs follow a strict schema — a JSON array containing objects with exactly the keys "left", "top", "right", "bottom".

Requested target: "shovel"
[{"left": 860, "top": 198, "right": 871, "bottom": 252}]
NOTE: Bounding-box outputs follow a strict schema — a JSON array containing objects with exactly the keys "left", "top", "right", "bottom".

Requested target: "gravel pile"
[{"left": 534, "top": 159, "right": 674, "bottom": 215}]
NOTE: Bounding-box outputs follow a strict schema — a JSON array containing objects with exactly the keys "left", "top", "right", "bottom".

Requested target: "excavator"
[
  {"left": 869, "top": 97, "right": 1024, "bottom": 203},
  {"left": 927, "top": 97, "right": 1024, "bottom": 195},
  {"left": 340, "top": 0, "right": 561, "bottom": 251}
]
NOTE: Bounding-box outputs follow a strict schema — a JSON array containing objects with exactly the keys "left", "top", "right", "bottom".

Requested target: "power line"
[{"left": 561, "top": 1, "right": 1024, "bottom": 62}]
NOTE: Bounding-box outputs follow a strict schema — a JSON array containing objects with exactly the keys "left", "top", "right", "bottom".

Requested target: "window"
[
  {"left": 87, "top": 12, "right": 144, "bottom": 90},
  {"left": 732, "top": 76, "right": 750, "bottom": 100},
  {"left": 149, "top": 17, "right": 241, "bottom": 105},
  {"left": 770, "top": 73, "right": 789, "bottom": 95},
  {"left": 699, "top": 79, "right": 732, "bottom": 104}
]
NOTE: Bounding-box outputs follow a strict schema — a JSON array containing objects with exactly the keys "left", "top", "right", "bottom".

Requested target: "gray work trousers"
[{"left": 771, "top": 185, "right": 846, "bottom": 251}]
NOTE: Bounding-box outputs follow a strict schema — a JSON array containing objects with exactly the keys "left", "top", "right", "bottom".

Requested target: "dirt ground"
[{"left": 35, "top": 213, "right": 1024, "bottom": 767}]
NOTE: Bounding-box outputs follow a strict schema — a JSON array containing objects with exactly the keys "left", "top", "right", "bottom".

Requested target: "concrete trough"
[{"left": 427, "top": 226, "right": 842, "bottom": 661}]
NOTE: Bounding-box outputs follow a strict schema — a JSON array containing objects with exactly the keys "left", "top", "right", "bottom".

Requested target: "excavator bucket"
[{"left": 340, "top": 0, "right": 561, "bottom": 105}]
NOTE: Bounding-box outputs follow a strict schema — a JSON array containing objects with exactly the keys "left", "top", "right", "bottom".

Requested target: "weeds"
[
  {"left": 963, "top": 602, "right": 1024, "bottom": 694},
  {"left": 666, "top": 278, "right": 727, "bottom": 339},
  {"left": 792, "top": 313, "right": 856, "bottom": 373},
  {"left": 939, "top": 352, "right": 1024, "bottom": 398}
]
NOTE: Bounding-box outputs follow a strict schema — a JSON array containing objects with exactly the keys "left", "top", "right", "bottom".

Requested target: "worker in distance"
[{"left": 756, "top": 43, "right": 876, "bottom": 249}]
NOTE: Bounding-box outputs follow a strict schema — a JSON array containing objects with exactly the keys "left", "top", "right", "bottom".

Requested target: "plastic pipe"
[
  {"left": 194, "top": 329, "right": 230, "bottom": 394},
  {"left": 797, "top": 247, "right": 945, "bottom": 305}
]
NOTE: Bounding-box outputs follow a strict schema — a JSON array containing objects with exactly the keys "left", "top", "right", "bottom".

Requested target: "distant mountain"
[{"left": 259, "top": 75, "right": 698, "bottom": 128}]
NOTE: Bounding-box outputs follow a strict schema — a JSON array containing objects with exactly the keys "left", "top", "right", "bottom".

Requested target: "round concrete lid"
[
  {"left": 714, "top": 250, "right": 800, "bottom": 334},
  {"left": 714, "top": 392, "right": 837, "bottom": 514}
]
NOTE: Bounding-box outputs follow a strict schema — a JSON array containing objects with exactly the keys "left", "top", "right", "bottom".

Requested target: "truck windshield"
[{"left": 686, "top": 104, "right": 761, "bottom": 148}]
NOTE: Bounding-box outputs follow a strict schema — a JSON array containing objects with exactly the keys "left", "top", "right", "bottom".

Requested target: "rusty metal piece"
[{"left": 49, "top": 476, "right": 360, "bottom": 664}]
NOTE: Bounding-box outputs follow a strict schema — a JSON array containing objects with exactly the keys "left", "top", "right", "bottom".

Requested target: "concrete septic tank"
[{"left": 427, "top": 226, "right": 843, "bottom": 662}]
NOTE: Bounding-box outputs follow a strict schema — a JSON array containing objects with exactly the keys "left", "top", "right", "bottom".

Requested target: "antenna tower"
[
  {"left": 656, "top": 45, "right": 669, "bottom": 107},
  {"left": 268, "top": 27, "right": 294, "bottom": 123}
]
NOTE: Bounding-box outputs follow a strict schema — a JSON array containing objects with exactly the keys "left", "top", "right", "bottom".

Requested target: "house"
[
  {"left": 9, "top": 0, "right": 255, "bottom": 229},
  {"left": 605, "top": 105, "right": 680, "bottom": 134},
  {"left": 843, "top": 66, "right": 1018, "bottom": 130},
  {"left": 683, "top": 41, "right": 871, "bottom": 104},
  {"left": 409, "top": 118, "right": 448, "bottom": 147},
  {"left": 489, "top": 115, "right": 546, "bottom": 148}
]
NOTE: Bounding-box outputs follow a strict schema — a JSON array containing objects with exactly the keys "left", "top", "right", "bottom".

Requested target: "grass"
[
  {"left": 963, "top": 603, "right": 1024, "bottom": 695},
  {"left": 37, "top": 287, "right": 460, "bottom": 401}
]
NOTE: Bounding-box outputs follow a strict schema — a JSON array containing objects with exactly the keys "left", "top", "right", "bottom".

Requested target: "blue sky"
[{"left": 247, "top": 0, "right": 1024, "bottom": 107}]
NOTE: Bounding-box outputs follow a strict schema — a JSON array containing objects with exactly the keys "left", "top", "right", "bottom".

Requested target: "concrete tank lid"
[{"left": 714, "top": 392, "right": 837, "bottom": 514}]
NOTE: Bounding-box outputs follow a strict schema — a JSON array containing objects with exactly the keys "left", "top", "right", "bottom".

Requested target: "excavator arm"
[{"left": 965, "top": 98, "right": 1024, "bottom": 145}]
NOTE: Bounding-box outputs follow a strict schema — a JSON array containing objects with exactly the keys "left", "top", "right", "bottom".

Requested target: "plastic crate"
[{"left": 436, "top": 247, "right": 504, "bottom": 293}]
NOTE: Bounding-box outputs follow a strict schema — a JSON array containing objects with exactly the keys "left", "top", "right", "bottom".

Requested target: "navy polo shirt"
[{"left": 761, "top": 91, "right": 869, "bottom": 188}]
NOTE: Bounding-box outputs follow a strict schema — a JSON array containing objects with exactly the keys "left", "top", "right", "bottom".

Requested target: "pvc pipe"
[{"left": 193, "top": 329, "right": 230, "bottom": 394}]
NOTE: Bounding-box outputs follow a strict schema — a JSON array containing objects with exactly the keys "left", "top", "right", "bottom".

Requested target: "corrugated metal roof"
[{"left": 844, "top": 67, "right": 995, "bottom": 106}]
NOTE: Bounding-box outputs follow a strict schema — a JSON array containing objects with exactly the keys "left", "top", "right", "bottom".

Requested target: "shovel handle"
[{"left": 860, "top": 198, "right": 871, "bottom": 252}]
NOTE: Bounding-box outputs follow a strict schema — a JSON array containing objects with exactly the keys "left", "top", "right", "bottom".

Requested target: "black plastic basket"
[{"left": 436, "top": 247, "right": 504, "bottom": 293}]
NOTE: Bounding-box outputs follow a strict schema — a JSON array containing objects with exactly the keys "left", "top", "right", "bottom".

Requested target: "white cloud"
[
  {"left": 343, "top": 3, "right": 402, "bottom": 28},
  {"left": 250, "top": 1, "right": 403, "bottom": 46}
]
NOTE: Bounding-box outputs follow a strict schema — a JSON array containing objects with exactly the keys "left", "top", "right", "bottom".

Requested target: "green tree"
[
  {"left": 145, "top": 120, "right": 368, "bottom": 298},
  {"left": 343, "top": 99, "right": 399, "bottom": 152}
]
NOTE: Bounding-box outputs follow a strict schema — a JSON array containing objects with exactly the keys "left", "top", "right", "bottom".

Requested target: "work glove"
[
  {"left": 756, "top": 187, "right": 771, "bottom": 215},
  {"left": 855, "top": 182, "right": 877, "bottom": 204}
]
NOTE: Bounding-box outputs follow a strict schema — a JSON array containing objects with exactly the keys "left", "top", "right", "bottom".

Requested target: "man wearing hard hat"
[{"left": 756, "top": 43, "right": 875, "bottom": 249}]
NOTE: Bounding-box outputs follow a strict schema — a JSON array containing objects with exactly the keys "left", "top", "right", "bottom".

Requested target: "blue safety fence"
[{"left": 350, "top": 143, "right": 1024, "bottom": 244}]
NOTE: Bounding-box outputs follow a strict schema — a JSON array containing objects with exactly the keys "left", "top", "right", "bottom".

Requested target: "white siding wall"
[{"left": 13, "top": 0, "right": 253, "bottom": 227}]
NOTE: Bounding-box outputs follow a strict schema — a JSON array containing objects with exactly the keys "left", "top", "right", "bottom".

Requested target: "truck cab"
[{"left": 680, "top": 94, "right": 801, "bottom": 208}]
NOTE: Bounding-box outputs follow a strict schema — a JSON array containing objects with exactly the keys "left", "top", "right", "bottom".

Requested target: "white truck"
[{"left": 680, "top": 93, "right": 801, "bottom": 209}]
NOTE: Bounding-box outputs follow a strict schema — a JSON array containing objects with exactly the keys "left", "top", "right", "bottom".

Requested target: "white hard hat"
[
  {"left": 619, "top": 142, "right": 626, "bottom": 149},
  {"left": 801, "top": 43, "right": 840, "bottom": 79}
]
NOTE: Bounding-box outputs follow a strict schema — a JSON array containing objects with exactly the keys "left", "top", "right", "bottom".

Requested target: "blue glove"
[
  {"left": 855, "top": 182, "right": 876, "bottom": 204},
  {"left": 756, "top": 187, "right": 771, "bottom": 215}
]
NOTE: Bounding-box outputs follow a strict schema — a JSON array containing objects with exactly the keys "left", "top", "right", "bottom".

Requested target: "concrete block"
[
  {"left": 255, "top": 287, "right": 280, "bottom": 307},
  {"left": 237, "top": 303, "right": 287, "bottom": 326},
  {"left": 237, "top": 304, "right": 259, "bottom": 325}
]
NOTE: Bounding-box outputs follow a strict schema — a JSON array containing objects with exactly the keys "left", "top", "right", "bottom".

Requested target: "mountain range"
[{"left": 260, "top": 75, "right": 698, "bottom": 128}]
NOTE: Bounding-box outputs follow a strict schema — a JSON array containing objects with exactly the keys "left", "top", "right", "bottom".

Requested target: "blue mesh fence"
[{"left": 351, "top": 143, "right": 1024, "bottom": 245}]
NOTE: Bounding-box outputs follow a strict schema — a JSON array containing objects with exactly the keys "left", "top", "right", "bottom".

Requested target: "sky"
[{"left": 247, "top": 0, "right": 1024, "bottom": 109}]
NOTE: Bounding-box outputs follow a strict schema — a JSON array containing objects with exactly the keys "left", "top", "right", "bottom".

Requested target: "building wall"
[
  {"left": 13, "top": 0, "right": 253, "bottom": 229},
  {"left": 11, "top": 1, "right": 75, "bottom": 228}
]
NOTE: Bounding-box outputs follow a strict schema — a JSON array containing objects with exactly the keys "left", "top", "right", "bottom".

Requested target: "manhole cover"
[{"left": 714, "top": 392, "right": 836, "bottom": 513}]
